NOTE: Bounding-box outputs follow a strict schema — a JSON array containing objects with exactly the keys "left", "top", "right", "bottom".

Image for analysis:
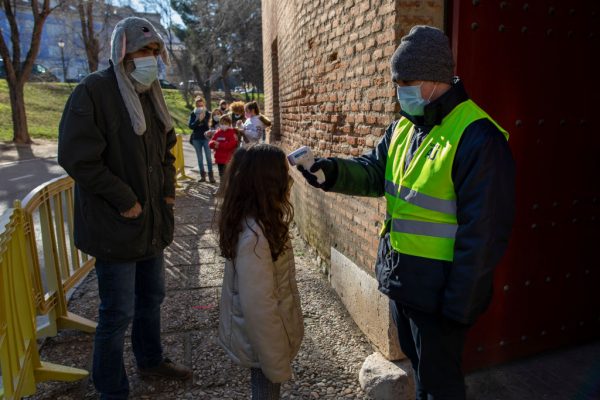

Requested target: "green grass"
[{"left": 0, "top": 80, "right": 195, "bottom": 141}]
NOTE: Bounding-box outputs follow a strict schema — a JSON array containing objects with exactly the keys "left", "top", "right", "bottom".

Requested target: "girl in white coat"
[{"left": 217, "top": 145, "right": 303, "bottom": 399}]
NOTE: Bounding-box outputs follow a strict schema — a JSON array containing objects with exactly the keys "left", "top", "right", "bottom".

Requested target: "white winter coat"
[{"left": 218, "top": 218, "right": 304, "bottom": 383}]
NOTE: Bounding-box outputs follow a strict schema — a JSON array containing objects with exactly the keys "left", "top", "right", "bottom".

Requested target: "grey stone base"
[
  {"left": 330, "top": 247, "right": 403, "bottom": 360},
  {"left": 359, "top": 352, "right": 415, "bottom": 400}
]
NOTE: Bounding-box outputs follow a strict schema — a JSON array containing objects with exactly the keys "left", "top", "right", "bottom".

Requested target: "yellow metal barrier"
[
  {"left": 0, "top": 204, "right": 88, "bottom": 399},
  {"left": 0, "top": 136, "right": 188, "bottom": 397},
  {"left": 20, "top": 176, "right": 97, "bottom": 337},
  {"left": 172, "top": 134, "right": 192, "bottom": 186}
]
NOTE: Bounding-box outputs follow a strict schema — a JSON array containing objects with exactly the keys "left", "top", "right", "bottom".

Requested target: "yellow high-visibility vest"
[{"left": 384, "top": 100, "right": 508, "bottom": 261}]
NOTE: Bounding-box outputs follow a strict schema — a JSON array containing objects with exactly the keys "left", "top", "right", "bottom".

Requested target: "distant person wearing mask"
[
  {"left": 219, "top": 99, "right": 229, "bottom": 113},
  {"left": 188, "top": 95, "right": 215, "bottom": 183}
]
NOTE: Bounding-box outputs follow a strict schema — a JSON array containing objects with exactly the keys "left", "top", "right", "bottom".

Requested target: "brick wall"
[{"left": 263, "top": 0, "right": 445, "bottom": 276}]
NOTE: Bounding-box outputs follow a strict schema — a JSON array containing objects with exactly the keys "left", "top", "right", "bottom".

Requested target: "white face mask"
[
  {"left": 220, "top": 124, "right": 230, "bottom": 130},
  {"left": 130, "top": 56, "right": 158, "bottom": 86},
  {"left": 213, "top": 115, "right": 221, "bottom": 122}
]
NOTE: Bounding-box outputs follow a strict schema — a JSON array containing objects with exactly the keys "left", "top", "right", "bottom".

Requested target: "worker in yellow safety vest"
[{"left": 298, "top": 25, "right": 515, "bottom": 399}]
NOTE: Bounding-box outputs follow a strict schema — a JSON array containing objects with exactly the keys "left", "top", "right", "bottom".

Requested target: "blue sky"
[{"left": 113, "top": 0, "right": 183, "bottom": 26}]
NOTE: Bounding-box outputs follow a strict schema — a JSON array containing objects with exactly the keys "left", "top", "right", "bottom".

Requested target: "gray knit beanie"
[{"left": 391, "top": 25, "right": 455, "bottom": 84}]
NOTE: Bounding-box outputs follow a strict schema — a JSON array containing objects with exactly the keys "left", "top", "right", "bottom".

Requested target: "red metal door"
[{"left": 450, "top": 0, "right": 600, "bottom": 371}]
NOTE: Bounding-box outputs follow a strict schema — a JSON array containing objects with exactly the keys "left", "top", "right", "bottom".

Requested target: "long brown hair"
[{"left": 217, "top": 144, "right": 294, "bottom": 261}]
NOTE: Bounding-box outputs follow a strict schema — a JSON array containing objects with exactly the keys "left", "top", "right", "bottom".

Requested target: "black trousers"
[
  {"left": 250, "top": 368, "right": 280, "bottom": 399},
  {"left": 216, "top": 163, "right": 226, "bottom": 177},
  {"left": 390, "top": 300, "right": 469, "bottom": 400}
]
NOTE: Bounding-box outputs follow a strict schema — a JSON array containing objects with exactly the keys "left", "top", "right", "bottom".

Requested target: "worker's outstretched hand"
[{"left": 297, "top": 157, "right": 337, "bottom": 190}]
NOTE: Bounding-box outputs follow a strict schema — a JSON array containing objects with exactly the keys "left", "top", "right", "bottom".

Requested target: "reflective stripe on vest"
[
  {"left": 385, "top": 180, "right": 457, "bottom": 215},
  {"left": 384, "top": 99, "right": 508, "bottom": 261}
]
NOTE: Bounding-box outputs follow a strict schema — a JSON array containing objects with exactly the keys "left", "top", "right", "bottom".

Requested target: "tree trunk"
[
  {"left": 201, "top": 82, "right": 212, "bottom": 110},
  {"left": 243, "top": 83, "right": 250, "bottom": 102},
  {"left": 9, "top": 80, "right": 31, "bottom": 144},
  {"left": 222, "top": 75, "right": 233, "bottom": 102},
  {"left": 87, "top": 40, "right": 99, "bottom": 72}
]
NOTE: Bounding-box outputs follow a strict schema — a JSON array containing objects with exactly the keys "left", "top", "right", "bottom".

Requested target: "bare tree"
[
  {"left": 233, "top": 0, "right": 263, "bottom": 99},
  {"left": 76, "top": 0, "right": 100, "bottom": 72},
  {"left": 171, "top": 0, "right": 227, "bottom": 108},
  {"left": 217, "top": 0, "right": 261, "bottom": 101},
  {"left": 142, "top": 0, "right": 194, "bottom": 106},
  {"left": 170, "top": 0, "right": 262, "bottom": 107},
  {"left": 0, "top": 0, "right": 61, "bottom": 143}
]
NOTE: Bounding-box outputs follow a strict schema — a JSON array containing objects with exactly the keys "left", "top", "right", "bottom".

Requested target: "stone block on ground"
[{"left": 359, "top": 352, "right": 414, "bottom": 400}]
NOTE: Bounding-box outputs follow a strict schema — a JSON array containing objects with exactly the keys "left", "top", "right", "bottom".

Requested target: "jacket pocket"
[
  {"left": 375, "top": 233, "right": 394, "bottom": 296},
  {"left": 83, "top": 197, "right": 149, "bottom": 259},
  {"left": 375, "top": 233, "right": 447, "bottom": 313},
  {"left": 391, "top": 253, "right": 447, "bottom": 313},
  {"left": 160, "top": 202, "right": 174, "bottom": 245}
]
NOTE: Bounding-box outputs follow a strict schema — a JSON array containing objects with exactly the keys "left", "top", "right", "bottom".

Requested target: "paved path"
[{"left": 0, "top": 140, "right": 64, "bottom": 216}]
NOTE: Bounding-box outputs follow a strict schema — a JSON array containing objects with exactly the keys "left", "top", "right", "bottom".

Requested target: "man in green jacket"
[
  {"left": 298, "top": 25, "right": 515, "bottom": 399},
  {"left": 58, "top": 17, "right": 191, "bottom": 399}
]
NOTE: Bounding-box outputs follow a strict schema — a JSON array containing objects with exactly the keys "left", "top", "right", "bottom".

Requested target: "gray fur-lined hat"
[
  {"left": 391, "top": 25, "right": 454, "bottom": 84},
  {"left": 109, "top": 17, "right": 173, "bottom": 136},
  {"left": 110, "top": 17, "right": 169, "bottom": 66}
]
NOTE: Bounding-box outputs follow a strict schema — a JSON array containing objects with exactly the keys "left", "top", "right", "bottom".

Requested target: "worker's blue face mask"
[
  {"left": 131, "top": 56, "right": 158, "bottom": 86},
  {"left": 396, "top": 82, "right": 427, "bottom": 116}
]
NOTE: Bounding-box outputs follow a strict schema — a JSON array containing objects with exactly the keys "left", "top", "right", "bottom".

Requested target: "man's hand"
[
  {"left": 214, "top": 142, "right": 219, "bottom": 149},
  {"left": 297, "top": 158, "right": 337, "bottom": 189},
  {"left": 120, "top": 201, "right": 142, "bottom": 218},
  {"left": 165, "top": 197, "right": 175, "bottom": 205}
]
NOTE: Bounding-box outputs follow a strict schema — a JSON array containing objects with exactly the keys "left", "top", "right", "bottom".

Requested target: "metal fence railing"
[
  {"left": 20, "top": 176, "right": 97, "bottom": 338},
  {"left": 0, "top": 203, "right": 88, "bottom": 399}
]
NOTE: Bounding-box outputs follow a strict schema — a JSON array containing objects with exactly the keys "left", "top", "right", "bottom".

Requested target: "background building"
[
  {"left": 0, "top": 2, "right": 175, "bottom": 82},
  {"left": 262, "top": 0, "right": 599, "bottom": 370}
]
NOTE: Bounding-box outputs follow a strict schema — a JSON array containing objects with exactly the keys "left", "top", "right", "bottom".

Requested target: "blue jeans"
[
  {"left": 191, "top": 138, "right": 213, "bottom": 174},
  {"left": 92, "top": 255, "right": 166, "bottom": 400}
]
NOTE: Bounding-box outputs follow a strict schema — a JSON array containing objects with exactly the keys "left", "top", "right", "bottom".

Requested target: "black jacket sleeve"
[
  {"left": 162, "top": 129, "right": 177, "bottom": 198},
  {"left": 329, "top": 121, "right": 398, "bottom": 197},
  {"left": 58, "top": 84, "right": 137, "bottom": 212},
  {"left": 188, "top": 111, "right": 199, "bottom": 129},
  {"left": 442, "top": 119, "right": 516, "bottom": 324}
]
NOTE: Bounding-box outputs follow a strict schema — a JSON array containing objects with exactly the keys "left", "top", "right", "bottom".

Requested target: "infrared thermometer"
[{"left": 287, "top": 146, "right": 326, "bottom": 184}]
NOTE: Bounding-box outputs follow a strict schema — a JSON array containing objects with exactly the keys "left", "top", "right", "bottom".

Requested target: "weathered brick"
[{"left": 262, "top": 0, "right": 443, "bottom": 358}]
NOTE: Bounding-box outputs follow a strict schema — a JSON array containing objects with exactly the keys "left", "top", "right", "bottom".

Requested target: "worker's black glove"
[{"left": 297, "top": 157, "right": 338, "bottom": 190}]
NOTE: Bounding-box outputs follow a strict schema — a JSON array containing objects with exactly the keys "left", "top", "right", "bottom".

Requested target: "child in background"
[
  {"left": 229, "top": 101, "right": 246, "bottom": 145},
  {"left": 229, "top": 101, "right": 246, "bottom": 127},
  {"left": 205, "top": 107, "right": 224, "bottom": 140},
  {"left": 211, "top": 108, "right": 224, "bottom": 129},
  {"left": 209, "top": 115, "right": 238, "bottom": 179},
  {"left": 238, "top": 101, "right": 272, "bottom": 146},
  {"left": 217, "top": 144, "right": 303, "bottom": 400}
]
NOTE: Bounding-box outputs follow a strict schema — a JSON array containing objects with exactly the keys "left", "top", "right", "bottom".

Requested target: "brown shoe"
[{"left": 138, "top": 358, "right": 192, "bottom": 380}]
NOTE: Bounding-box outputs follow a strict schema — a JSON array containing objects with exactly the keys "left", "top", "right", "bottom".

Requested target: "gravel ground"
[{"left": 25, "top": 181, "right": 373, "bottom": 399}]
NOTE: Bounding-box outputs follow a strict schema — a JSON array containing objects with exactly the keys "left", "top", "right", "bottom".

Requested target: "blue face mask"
[
  {"left": 131, "top": 56, "right": 158, "bottom": 86},
  {"left": 396, "top": 83, "right": 427, "bottom": 116}
]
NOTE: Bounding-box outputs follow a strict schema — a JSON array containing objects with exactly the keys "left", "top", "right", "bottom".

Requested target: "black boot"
[
  {"left": 208, "top": 171, "right": 216, "bottom": 183},
  {"left": 199, "top": 171, "right": 206, "bottom": 182}
]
